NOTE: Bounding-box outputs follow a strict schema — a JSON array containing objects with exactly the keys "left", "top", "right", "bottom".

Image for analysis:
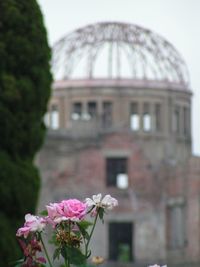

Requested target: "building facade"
[{"left": 37, "top": 22, "right": 200, "bottom": 266}]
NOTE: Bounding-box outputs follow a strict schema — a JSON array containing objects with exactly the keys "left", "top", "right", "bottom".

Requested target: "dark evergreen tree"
[{"left": 0, "top": 0, "right": 52, "bottom": 265}]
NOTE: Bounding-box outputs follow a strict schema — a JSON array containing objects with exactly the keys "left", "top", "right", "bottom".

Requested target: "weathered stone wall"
[
  {"left": 36, "top": 79, "right": 199, "bottom": 265},
  {"left": 36, "top": 130, "right": 200, "bottom": 264}
]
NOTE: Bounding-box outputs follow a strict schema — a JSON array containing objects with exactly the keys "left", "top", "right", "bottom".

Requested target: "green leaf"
[
  {"left": 61, "top": 245, "right": 86, "bottom": 265},
  {"left": 61, "top": 246, "right": 68, "bottom": 259},
  {"left": 68, "top": 247, "right": 86, "bottom": 265},
  {"left": 98, "top": 207, "right": 105, "bottom": 222},
  {"left": 39, "top": 209, "right": 48, "bottom": 216},
  {"left": 78, "top": 220, "right": 93, "bottom": 229},
  {"left": 77, "top": 221, "right": 92, "bottom": 240}
]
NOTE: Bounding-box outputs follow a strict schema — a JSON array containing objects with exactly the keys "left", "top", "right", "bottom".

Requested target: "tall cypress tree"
[{"left": 0, "top": 0, "right": 52, "bottom": 265}]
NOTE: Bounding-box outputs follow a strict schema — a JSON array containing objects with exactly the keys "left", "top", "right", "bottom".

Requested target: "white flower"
[
  {"left": 25, "top": 214, "right": 46, "bottom": 232},
  {"left": 85, "top": 193, "right": 118, "bottom": 210},
  {"left": 16, "top": 214, "right": 46, "bottom": 238},
  {"left": 148, "top": 265, "right": 167, "bottom": 267}
]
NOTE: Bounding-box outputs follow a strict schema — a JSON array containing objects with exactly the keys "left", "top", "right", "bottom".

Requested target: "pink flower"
[
  {"left": 85, "top": 194, "right": 118, "bottom": 210},
  {"left": 16, "top": 214, "right": 46, "bottom": 238},
  {"left": 46, "top": 202, "right": 64, "bottom": 224},
  {"left": 46, "top": 199, "right": 87, "bottom": 224},
  {"left": 60, "top": 199, "right": 87, "bottom": 221}
]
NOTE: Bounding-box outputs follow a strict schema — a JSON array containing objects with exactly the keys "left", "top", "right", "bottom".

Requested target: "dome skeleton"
[{"left": 52, "top": 22, "right": 189, "bottom": 85}]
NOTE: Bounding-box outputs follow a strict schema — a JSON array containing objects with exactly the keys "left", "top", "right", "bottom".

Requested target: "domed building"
[{"left": 37, "top": 22, "right": 200, "bottom": 266}]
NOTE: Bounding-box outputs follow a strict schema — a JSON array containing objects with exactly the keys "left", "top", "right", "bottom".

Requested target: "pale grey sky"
[{"left": 37, "top": 0, "right": 200, "bottom": 155}]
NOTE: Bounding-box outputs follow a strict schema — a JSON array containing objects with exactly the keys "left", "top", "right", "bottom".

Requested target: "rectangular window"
[
  {"left": 183, "top": 107, "right": 187, "bottom": 136},
  {"left": 109, "top": 222, "right": 133, "bottom": 262},
  {"left": 106, "top": 158, "right": 128, "bottom": 188},
  {"left": 130, "top": 102, "right": 139, "bottom": 131},
  {"left": 88, "top": 102, "right": 97, "bottom": 118},
  {"left": 50, "top": 104, "right": 59, "bottom": 129},
  {"left": 183, "top": 107, "right": 190, "bottom": 137},
  {"left": 143, "top": 103, "right": 151, "bottom": 132},
  {"left": 167, "top": 205, "right": 186, "bottom": 249},
  {"left": 155, "top": 103, "right": 161, "bottom": 131},
  {"left": 102, "top": 102, "right": 112, "bottom": 128},
  {"left": 71, "top": 102, "right": 82, "bottom": 120},
  {"left": 173, "top": 106, "right": 180, "bottom": 134}
]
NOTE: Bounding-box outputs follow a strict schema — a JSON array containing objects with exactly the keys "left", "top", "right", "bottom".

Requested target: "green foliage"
[
  {"left": 0, "top": 0, "right": 52, "bottom": 265},
  {"left": 0, "top": 212, "right": 21, "bottom": 266},
  {"left": 0, "top": 0, "right": 52, "bottom": 160},
  {"left": 0, "top": 152, "right": 40, "bottom": 217},
  {"left": 0, "top": 152, "right": 41, "bottom": 265},
  {"left": 61, "top": 245, "right": 87, "bottom": 266}
]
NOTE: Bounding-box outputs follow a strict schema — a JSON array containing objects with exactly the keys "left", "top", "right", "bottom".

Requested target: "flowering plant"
[{"left": 14, "top": 194, "right": 118, "bottom": 267}]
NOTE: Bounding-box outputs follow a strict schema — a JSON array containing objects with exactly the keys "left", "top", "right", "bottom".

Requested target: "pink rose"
[
  {"left": 60, "top": 199, "right": 87, "bottom": 221},
  {"left": 46, "top": 199, "right": 87, "bottom": 224},
  {"left": 46, "top": 202, "right": 65, "bottom": 224},
  {"left": 16, "top": 214, "right": 46, "bottom": 238}
]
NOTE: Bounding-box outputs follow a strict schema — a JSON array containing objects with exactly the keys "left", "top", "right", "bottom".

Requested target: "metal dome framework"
[{"left": 52, "top": 22, "right": 189, "bottom": 85}]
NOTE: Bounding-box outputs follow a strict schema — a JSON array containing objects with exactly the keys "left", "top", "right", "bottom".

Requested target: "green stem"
[
  {"left": 64, "top": 253, "right": 70, "bottom": 267},
  {"left": 85, "top": 210, "right": 99, "bottom": 256},
  {"left": 67, "top": 221, "right": 71, "bottom": 267},
  {"left": 39, "top": 233, "right": 54, "bottom": 267}
]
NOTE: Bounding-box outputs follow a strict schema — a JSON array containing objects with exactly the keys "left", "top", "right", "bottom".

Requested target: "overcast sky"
[{"left": 37, "top": 0, "right": 200, "bottom": 156}]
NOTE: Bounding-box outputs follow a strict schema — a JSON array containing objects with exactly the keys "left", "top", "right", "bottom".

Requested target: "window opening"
[
  {"left": 106, "top": 158, "right": 128, "bottom": 188},
  {"left": 51, "top": 104, "right": 59, "bottom": 129},
  {"left": 130, "top": 102, "right": 139, "bottom": 131},
  {"left": 143, "top": 103, "right": 151, "bottom": 132},
  {"left": 183, "top": 107, "right": 187, "bottom": 136},
  {"left": 109, "top": 222, "right": 133, "bottom": 262},
  {"left": 155, "top": 103, "right": 161, "bottom": 131},
  {"left": 183, "top": 107, "right": 190, "bottom": 137},
  {"left": 88, "top": 102, "right": 97, "bottom": 118},
  {"left": 173, "top": 106, "right": 180, "bottom": 134},
  {"left": 117, "top": 174, "right": 128, "bottom": 189},
  {"left": 102, "top": 102, "right": 112, "bottom": 128},
  {"left": 71, "top": 102, "right": 82, "bottom": 120},
  {"left": 167, "top": 205, "right": 186, "bottom": 249}
]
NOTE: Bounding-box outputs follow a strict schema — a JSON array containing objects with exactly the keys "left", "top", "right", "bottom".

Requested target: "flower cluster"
[
  {"left": 16, "top": 214, "right": 46, "bottom": 238},
  {"left": 15, "top": 194, "right": 167, "bottom": 267},
  {"left": 15, "top": 194, "right": 118, "bottom": 267}
]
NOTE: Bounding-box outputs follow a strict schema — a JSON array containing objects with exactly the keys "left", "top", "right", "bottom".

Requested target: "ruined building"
[{"left": 37, "top": 22, "right": 200, "bottom": 266}]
